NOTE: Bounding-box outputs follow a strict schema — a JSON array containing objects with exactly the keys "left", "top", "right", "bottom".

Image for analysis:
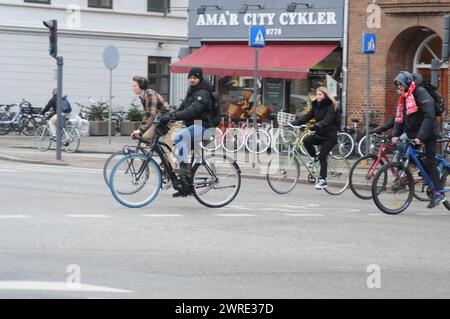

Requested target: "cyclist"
[
  {"left": 39, "top": 89, "right": 71, "bottom": 138},
  {"left": 391, "top": 71, "right": 443, "bottom": 209},
  {"left": 291, "top": 86, "right": 338, "bottom": 189},
  {"left": 159, "top": 67, "right": 216, "bottom": 198}
]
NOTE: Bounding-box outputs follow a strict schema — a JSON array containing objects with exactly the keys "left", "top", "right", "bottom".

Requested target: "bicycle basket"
[{"left": 277, "top": 112, "right": 296, "bottom": 126}]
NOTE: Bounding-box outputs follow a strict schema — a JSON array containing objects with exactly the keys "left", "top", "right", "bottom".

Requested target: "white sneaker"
[{"left": 315, "top": 179, "right": 328, "bottom": 189}]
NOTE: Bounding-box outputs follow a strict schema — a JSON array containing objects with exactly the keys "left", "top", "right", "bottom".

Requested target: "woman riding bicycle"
[{"left": 290, "top": 87, "right": 338, "bottom": 189}]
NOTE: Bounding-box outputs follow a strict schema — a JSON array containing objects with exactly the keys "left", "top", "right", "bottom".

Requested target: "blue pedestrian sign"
[
  {"left": 249, "top": 26, "right": 266, "bottom": 48},
  {"left": 362, "top": 33, "right": 377, "bottom": 54}
]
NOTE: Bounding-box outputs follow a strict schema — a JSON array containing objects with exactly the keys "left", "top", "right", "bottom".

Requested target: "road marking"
[
  {"left": 0, "top": 215, "right": 30, "bottom": 219},
  {"left": 141, "top": 214, "right": 184, "bottom": 217},
  {"left": 284, "top": 213, "right": 324, "bottom": 217},
  {"left": 0, "top": 281, "right": 132, "bottom": 293},
  {"left": 369, "top": 213, "right": 384, "bottom": 216},
  {"left": 0, "top": 169, "right": 16, "bottom": 173},
  {"left": 66, "top": 215, "right": 110, "bottom": 218},
  {"left": 214, "top": 213, "right": 256, "bottom": 217}
]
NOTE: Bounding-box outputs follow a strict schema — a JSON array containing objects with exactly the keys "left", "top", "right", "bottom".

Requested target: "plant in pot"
[
  {"left": 121, "top": 104, "right": 144, "bottom": 136},
  {"left": 87, "top": 100, "right": 115, "bottom": 136}
]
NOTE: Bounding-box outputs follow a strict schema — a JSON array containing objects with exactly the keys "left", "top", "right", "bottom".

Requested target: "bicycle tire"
[
  {"left": 371, "top": 162, "right": 414, "bottom": 215},
  {"left": 34, "top": 125, "right": 52, "bottom": 152},
  {"left": 298, "top": 130, "right": 315, "bottom": 156},
  {"left": 109, "top": 153, "right": 161, "bottom": 208},
  {"left": 63, "top": 127, "right": 80, "bottom": 153},
  {"left": 245, "top": 129, "right": 271, "bottom": 154},
  {"left": 358, "top": 134, "right": 383, "bottom": 157},
  {"left": 349, "top": 154, "right": 383, "bottom": 200},
  {"left": 267, "top": 154, "right": 300, "bottom": 194},
  {"left": 272, "top": 129, "right": 298, "bottom": 154},
  {"left": 333, "top": 132, "right": 354, "bottom": 159},
  {"left": 192, "top": 155, "right": 241, "bottom": 208},
  {"left": 324, "top": 155, "right": 351, "bottom": 195},
  {"left": 103, "top": 151, "right": 125, "bottom": 187}
]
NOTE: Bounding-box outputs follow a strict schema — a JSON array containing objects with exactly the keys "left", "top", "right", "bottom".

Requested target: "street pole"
[
  {"left": 56, "top": 56, "right": 64, "bottom": 161},
  {"left": 365, "top": 54, "right": 371, "bottom": 156},
  {"left": 109, "top": 69, "right": 113, "bottom": 144},
  {"left": 252, "top": 47, "right": 259, "bottom": 168}
]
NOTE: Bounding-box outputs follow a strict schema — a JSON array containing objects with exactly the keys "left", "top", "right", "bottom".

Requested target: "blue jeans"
[{"left": 173, "top": 124, "right": 206, "bottom": 163}]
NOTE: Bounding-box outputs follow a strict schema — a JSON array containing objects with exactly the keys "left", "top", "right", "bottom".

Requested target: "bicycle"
[
  {"left": 349, "top": 134, "right": 430, "bottom": 201},
  {"left": 0, "top": 101, "right": 41, "bottom": 136},
  {"left": 109, "top": 117, "right": 242, "bottom": 208},
  {"left": 267, "top": 124, "right": 351, "bottom": 195},
  {"left": 371, "top": 139, "right": 450, "bottom": 214},
  {"left": 34, "top": 114, "right": 81, "bottom": 153}
]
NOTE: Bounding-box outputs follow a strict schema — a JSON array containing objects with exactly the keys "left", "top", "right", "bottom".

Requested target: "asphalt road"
[{"left": 0, "top": 160, "right": 449, "bottom": 299}]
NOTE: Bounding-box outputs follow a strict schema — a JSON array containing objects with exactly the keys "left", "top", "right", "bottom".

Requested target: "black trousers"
[
  {"left": 303, "top": 135, "right": 337, "bottom": 179},
  {"left": 419, "top": 140, "right": 441, "bottom": 192}
]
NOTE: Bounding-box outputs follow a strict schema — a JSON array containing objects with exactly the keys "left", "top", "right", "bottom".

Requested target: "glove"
[
  {"left": 309, "top": 124, "right": 319, "bottom": 132},
  {"left": 131, "top": 130, "right": 142, "bottom": 140},
  {"left": 371, "top": 128, "right": 381, "bottom": 134},
  {"left": 159, "top": 113, "right": 174, "bottom": 124}
]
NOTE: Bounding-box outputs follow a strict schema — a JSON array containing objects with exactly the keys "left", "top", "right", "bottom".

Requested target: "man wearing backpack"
[
  {"left": 40, "top": 88, "right": 72, "bottom": 138},
  {"left": 391, "top": 71, "right": 444, "bottom": 209},
  {"left": 159, "top": 67, "right": 217, "bottom": 197}
]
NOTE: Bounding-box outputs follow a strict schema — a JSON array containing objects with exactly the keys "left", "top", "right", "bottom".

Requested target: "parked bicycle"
[
  {"left": 0, "top": 100, "right": 42, "bottom": 136},
  {"left": 371, "top": 139, "right": 450, "bottom": 214},
  {"left": 266, "top": 124, "right": 351, "bottom": 195},
  {"left": 108, "top": 117, "right": 242, "bottom": 208}
]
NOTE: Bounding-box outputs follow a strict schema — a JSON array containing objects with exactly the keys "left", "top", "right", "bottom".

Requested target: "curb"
[{"left": 0, "top": 154, "right": 69, "bottom": 166}]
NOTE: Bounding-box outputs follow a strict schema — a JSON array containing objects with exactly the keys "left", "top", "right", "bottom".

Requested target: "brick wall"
[{"left": 347, "top": 0, "right": 450, "bottom": 130}]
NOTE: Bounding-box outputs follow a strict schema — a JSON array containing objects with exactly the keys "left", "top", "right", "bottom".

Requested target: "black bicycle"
[{"left": 108, "top": 119, "right": 242, "bottom": 208}]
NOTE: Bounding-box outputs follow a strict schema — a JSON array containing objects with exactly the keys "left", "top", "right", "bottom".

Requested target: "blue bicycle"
[{"left": 371, "top": 139, "right": 449, "bottom": 214}]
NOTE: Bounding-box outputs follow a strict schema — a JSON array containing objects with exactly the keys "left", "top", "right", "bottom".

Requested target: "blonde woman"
[{"left": 291, "top": 87, "right": 338, "bottom": 189}]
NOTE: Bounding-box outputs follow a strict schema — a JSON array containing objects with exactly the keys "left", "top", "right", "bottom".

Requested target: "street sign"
[
  {"left": 362, "top": 33, "right": 377, "bottom": 54},
  {"left": 103, "top": 46, "right": 120, "bottom": 70},
  {"left": 249, "top": 26, "right": 266, "bottom": 48}
]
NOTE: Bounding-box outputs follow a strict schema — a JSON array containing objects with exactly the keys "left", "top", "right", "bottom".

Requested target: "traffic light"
[
  {"left": 43, "top": 19, "right": 57, "bottom": 58},
  {"left": 443, "top": 15, "right": 450, "bottom": 62}
]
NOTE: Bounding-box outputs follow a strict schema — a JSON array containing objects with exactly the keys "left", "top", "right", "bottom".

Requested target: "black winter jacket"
[
  {"left": 393, "top": 76, "right": 437, "bottom": 141},
  {"left": 41, "top": 96, "right": 57, "bottom": 115},
  {"left": 292, "top": 98, "right": 338, "bottom": 139},
  {"left": 174, "top": 80, "right": 215, "bottom": 128}
]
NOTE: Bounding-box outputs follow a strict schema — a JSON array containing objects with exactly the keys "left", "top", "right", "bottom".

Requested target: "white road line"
[
  {"left": 214, "top": 213, "right": 256, "bottom": 217},
  {"left": 0, "top": 169, "right": 16, "bottom": 173},
  {"left": 0, "top": 281, "right": 132, "bottom": 293},
  {"left": 66, "top": 215, "right": 110, "bottom": 218},
  {"left": 369, "top": 213, "right": 385, "bottom": 216},
  {"left": 284, "top": 213, "right": 324, "bottom": 217},
  {"left": 0, "top": 215, "right": 30, "bottom": 219},
  {"left": 141, "top": 214, "right": 184, "bottom": 217}
]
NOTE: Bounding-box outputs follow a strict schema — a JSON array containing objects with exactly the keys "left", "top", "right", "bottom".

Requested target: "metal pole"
[
  {"left": 366, "top": 54, "right": 371, "bottom": 156},
  {"left": 431, "top": 58, "right": 441, "bottom": 88},
  {"left": 56, "top": 56, "right": 63, "bottom": 161},
  {"left": 109, "top": 69, "right": 113, "bottom": 144},
  {"left": 252, "top": 47, "right": 259, "bottom": 168},
  {"left": 341, "top": 0, "right": 349, "bottom": 130}
]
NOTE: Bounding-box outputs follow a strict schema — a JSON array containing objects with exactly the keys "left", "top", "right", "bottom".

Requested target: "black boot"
[{"left": 172, "top": 163, "right": 193, "bottom": 198}]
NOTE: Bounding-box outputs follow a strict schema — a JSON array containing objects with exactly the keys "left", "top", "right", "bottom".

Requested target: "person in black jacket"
[
  {"left": 371, "top": 116, "right": 395, "bottom": 135},
  {"left": 159, "top": 67, "right": 215, "bottom": 197},
  {"left": 291, "top": 86, "right": 338, "bottom": 189},
  {"left": 391, "top": 71, "right": 443, "bottom": 209}
]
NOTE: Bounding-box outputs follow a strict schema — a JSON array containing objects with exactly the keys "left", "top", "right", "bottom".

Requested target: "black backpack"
[
  {"left": 422, "top": 82, "right": 446, "bottom": 117},
  {"left": 208, "top": 92, "right": 221, "bottom": 127}
]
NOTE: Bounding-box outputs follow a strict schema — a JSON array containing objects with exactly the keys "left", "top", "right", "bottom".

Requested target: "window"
[
  {"left": 24, "top": 0, "right": 50, "bottom": 4},
  {"left": 148, "top": 57, "right": 171, "bottom": 102},
  {"left": 88, "top": 0, "right": 112, "bottom": 9},
  {"left": 148, "top": 0, "right": 170, "bottom": 13}
]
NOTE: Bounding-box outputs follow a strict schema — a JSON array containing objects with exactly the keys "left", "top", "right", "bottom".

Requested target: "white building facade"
[{"left": 0, "top": 0, "right": 189, "bottom": 111}]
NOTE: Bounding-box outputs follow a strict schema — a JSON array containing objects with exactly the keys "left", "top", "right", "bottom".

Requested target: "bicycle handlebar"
[{"left": 287, "top": 123, "right": 308, "bottom": 130}]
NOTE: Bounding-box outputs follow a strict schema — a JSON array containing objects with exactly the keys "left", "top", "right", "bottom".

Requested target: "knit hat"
[{"left": 188, "top": 67, "right": 203, "bottom": 80}]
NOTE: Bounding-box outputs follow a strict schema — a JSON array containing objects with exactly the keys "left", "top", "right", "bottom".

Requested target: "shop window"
[
  {"left": 88, "top": 0, "right": 113, "bottom": 9},
  {"left": 148, "top": 57, "right": 171, "bottom": 101},
  {"left": 24, "top": 0, "right": 50, "bottom": 4},
  {"left": 148, "top": 0, "right": 170, "bottom": 13}
]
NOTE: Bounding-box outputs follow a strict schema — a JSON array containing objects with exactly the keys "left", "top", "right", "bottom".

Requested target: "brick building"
[{"left": 347, "top": 0, "right": 450, "bottom": 128}]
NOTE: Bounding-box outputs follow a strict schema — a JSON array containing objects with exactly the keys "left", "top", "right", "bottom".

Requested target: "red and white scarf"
[{"left": 395, "top": 81, "right": 419, "bottom": 123}]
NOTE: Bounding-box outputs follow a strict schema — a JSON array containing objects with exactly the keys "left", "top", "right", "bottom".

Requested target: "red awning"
[{"left": 170, "top": 42, "right": 338, "bottom": 79}]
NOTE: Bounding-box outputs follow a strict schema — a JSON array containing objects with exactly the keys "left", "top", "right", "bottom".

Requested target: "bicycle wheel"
[
  {"left": 349, "top": 154, "right": 384, "bottom": 200},
  {"left": 267, "top": 153, "right": 300, "bottom": 194},
  {"left": 272, "top": 129, "right": 298, "bottom": 154},
  {"left": 221, "top": 128, "right": 245, "bottom": 153},
  {"left": 192, "top": 155, "right": 241, "bottom": 208},
  {"left": 63, "top": 127, "right": 80, "bottom": 153},
  {"left": 20, "top": 117, "right": 36, "bottom": 136},
  {"left": 324, "top": 155, "right": 350, "bottom": 195},
  {"left": 245, "top": 129, "right": 271, "bottom": 154},
  {"left": 103, "top": 151, "right": 125, "bottom": 187},
  {"left": 332, "top": 132, "right": 354, "bottom": 158},
  {"left": 358, "top": 135, "right": 383, "bottom": 157},
  {"left": 200, "top": 128, "right": 223, "bottom": 152},
  {"left": 441, "top": 169, "right": 450, "bottom": 210},
  {"left": 109, "top": 153, "right": 161, "bottom": 208},
  {"left": 372, "top": 162, "right": 414, "bottom": 215},
  {"left": 34, "top": 125, "right": 52, "bottom": 152}
]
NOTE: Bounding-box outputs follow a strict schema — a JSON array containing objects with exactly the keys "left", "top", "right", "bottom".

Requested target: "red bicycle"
[{"left": 349, "top": 134, "right": 430, "bottom": 201}]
